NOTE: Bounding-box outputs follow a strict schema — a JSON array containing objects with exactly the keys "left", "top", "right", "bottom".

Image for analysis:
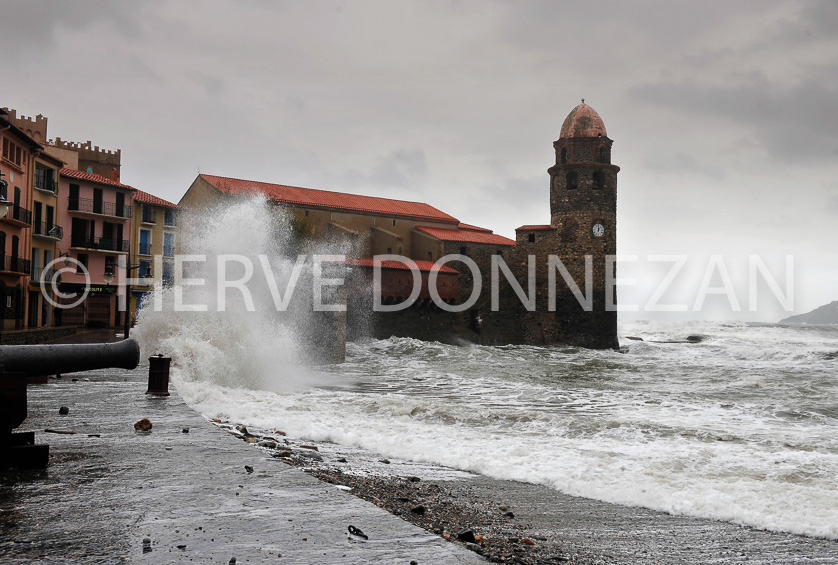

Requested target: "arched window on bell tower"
[
  {"left": 560, "top": 147, "right": 568, "bottom": 164},
  {"left": 597, "top": 147, "right": 609, "bottom": 163},
  {"left": 592, "top": 170, "right": 605, "bottom": 189},
  {"left": 566, "top": 171, "right": 578, "bottom": 190}
]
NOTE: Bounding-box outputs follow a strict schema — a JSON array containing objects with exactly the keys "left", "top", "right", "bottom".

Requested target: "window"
[
  {"left": 31, "top": 248, "right": 40, "bottom": 279},
  {"left": 598, "top": 147, "right": 609, "bottom": 163},
  {"left": 139, "top": 259, "right": 152, "bottom": 278},
  {"left": 460, "top": 246, "right": 468, "bottom": 255},
  {"left": 561, "top": 147, "right": 568, "bottom": 164},
  {"left": 139, "top": 229, "right": 152, "bottom": 255},
  {"left": 427, "top": 251, "right": 433, "bottom": 261},
  {"left": 566, "top": 171, "right": 578, "bottom": 190},
  {"left": 163, "top": 232, "right": 175, "bottom": 257},
  {"left": 93, "top": 188, "right": 103, "bottom": 214},
  {"left": 34, "top": 166, "right": 56, "bottom": 192},
  {"left": 392, "top": 219, "right": 397, "bottom": 227},
  {"left": 2, "top": 137, "right": 23, "bottom": 168},
  {"left": 68, "top": 184, "right": 80, "bottom": 210},
  {"left": 76, "top": 254, "right": 88, "bottom": 273},
  {"left": 528, "top": 233, "right": 535, "bottom": 243},
  {"left": 142, "top": 205, "right": 155, "bottom": 223},
  {"left": 387, "top": 247, "right": 392, "bottom": 254},
  {"left": 33, "top": 202, "right": 43, "bottom": 234},
  {"left": 104, "top": 256, "right": 115, "bottom": 278},
  {"left": 592, "top": 170, "right": 605, "bottom": 190},
  {"left": 164, "top": 209, "right": 175, "bottom": 226},
  {"left": 162, "top": 260, "right": 174, "bottom": 287}
]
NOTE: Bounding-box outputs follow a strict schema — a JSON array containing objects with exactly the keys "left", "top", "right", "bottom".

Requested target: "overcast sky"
[{"left": 4, "top": 0, "right": 836, "bottom": 321}]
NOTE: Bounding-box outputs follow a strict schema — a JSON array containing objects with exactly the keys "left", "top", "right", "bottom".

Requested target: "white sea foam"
[{"left": 134, "top": 199, "right": 838, "bottom": 539}]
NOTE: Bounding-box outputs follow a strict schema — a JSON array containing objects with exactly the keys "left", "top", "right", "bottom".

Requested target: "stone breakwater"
[{"left": 221, "top": 419, "right": 838, "bottom": 565}]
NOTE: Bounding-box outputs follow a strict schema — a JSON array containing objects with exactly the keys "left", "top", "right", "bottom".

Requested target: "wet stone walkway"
[{"left": 0, "top": 367, "right": 483, "bottom": 564}]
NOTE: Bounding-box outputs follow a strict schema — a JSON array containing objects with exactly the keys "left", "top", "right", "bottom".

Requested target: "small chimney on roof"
[{"left": 110, "top": 168, "right": 119, "bottom": 183}]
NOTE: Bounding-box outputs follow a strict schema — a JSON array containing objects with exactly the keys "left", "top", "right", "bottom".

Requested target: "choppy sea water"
[{"left": 154, "top": 319, "right": 838, "bottom": 539}]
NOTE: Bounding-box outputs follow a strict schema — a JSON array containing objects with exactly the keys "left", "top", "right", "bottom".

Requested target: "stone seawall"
[{"left": 0, "top": 327, "right": 78, "bottom": 345}]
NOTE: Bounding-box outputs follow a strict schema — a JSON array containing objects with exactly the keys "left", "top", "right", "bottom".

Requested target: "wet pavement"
[{"left": 0, "top": 365, "right": 483, "bottom": 564}]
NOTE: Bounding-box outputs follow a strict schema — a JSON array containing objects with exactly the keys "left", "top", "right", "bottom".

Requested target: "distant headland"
[{"left": 779, "top": 301, "right": 838, "bottom": 325}]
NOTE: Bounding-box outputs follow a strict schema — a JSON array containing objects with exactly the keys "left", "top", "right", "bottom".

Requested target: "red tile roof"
[
  {"left": 457, "top": 222, "right": 493, "bottom": 233},
  {"left": 516, "top": 224, "right": 555, "bottom": 231},
  {"left": 201, "top": 174, "right": 459, "bottom": 224},
  {"left": 415, "top": 226, "right": 515, "bottom": 246},
  {"left": 346, "top": 257, "right": 458, "bottom": 274},
  {"left": 61, "top": 168, "right": 136, "bottom": 191},
  {"left": 134, "top": 189, "right": 182, "bottom": 209}
]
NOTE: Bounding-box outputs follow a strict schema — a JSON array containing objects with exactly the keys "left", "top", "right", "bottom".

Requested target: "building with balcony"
[
  {"left": 56, "top": 168, "right": 135, "bottom": 328},
  {"left": 28, "top": 150, "right": 65, "bottom": 328},
  {"left": 0, "top": 109, "right": 40, "bottom": 331},
  {"left": 130, "top": 189, "right": 180, "bottom": 323}
]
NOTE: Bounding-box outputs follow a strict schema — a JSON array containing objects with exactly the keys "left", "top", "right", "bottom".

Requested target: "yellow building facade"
[{"left": 129, "top": 190, "right": 180, "bottom": 324}]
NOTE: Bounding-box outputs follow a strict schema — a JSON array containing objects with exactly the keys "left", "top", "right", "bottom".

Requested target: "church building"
[{"left": 178, "top": 101, "right": 620, "bottom": 350}]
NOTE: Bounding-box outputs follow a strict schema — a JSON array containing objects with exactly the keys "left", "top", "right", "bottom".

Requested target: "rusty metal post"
[{"left": 147, "top": 354, "right": 171, "bottom": 396}]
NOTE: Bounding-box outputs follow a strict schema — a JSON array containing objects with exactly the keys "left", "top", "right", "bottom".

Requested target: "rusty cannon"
[{"left": 0, "top": 339, "right": 140, "bottom": 469}]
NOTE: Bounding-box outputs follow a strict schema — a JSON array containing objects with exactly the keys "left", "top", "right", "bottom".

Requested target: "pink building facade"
[{"left": 56, "top": 168, "right": 135, "bottom": 328}]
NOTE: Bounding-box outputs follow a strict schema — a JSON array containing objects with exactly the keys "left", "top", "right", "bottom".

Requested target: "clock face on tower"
[{"left": 592, "top": 223, "right": 605, "bottom": 237}]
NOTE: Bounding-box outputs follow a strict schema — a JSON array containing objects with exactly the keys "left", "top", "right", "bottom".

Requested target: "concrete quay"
[{"left": 0, "top": 363, "right": 483, "bottom": 564}]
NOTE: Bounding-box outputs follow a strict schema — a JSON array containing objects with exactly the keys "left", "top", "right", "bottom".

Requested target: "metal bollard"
[{"left": 147, "top": 354, "right": 171, "bottom": 396}]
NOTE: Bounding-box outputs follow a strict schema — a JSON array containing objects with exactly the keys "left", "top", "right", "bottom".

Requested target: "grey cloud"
[
  {"left": 371, "top": 149, "right": 428, "bottom": 187},
  {"left": 0, "top": 1, "right": 146, "bottom": 58},
  {"left": 629, "top": 71, "right": 838, "bottom": 162},
  {"left": 185, "top": 71, "right": 227, "bottom": 97},
  {"left": 642, "top": 152, "right": 725, "bottom": 180},
  {"left": 342, "top": 149, "right": 428, "bottom": 194}
]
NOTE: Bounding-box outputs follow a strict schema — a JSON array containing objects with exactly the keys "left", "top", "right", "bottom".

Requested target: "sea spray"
[{"left": 133, "top": 196, "right": 351, "bottom": 391}]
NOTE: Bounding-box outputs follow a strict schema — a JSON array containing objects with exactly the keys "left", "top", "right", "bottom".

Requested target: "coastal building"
[
  {"left": 179, "top": 174, "right": 516, "bottom": 305},
  {"left": 130, "top": 189, "right": 180, "bottom": 323},
  {"left": 507, "top": 101, "right": 620, "bottom": 349},
  {"left": 178, "top": 101, "right": 619, "bottom": 350},
  {"left": 56, "top": 168, "right": 135, "bottom": 328},
  {"left": 27, "top": 149, "right": 64, "bottom": 328},
  {"left": 0, "top": 109, "right": 40, "bottom": 331}
]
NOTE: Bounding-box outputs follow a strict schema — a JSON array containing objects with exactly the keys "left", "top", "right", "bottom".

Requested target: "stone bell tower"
[
  {"left": 484, "top": 100, "right": 621, "bottom": 349},
  {"left": 539, "top": 100, "right": 619, "bottom": 348}
]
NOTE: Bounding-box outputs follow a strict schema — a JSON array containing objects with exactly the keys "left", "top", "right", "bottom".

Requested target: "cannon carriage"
[{"left": 0, "top": 339, "right": 140, "bottom": 468}]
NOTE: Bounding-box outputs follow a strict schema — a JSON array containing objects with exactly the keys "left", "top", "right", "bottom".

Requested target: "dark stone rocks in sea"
[
  {"left": 408, "top": 476, "right": 421, "bottom": 482},
  {"left": 244, "top": 465, "right": 254, "bottom": 474},
  {"left": 686, "top": 335, "right": 705, "bottom": 343},
  {"left": 299, "top": 444, "right": 319, "bottom": 451},
  {"left": 457, "top": 528, "right": 476, "bottom": 543},
  {"left": 625, "top": 336, "right": 644, "bottom": 341},
  {"left": 58, "top": 406, "right": 70, "bottom": 415},
  {"left": 337, "top": 457, "right": 347, "bottom": 463},
  {"left": 410, "top": 504, "right": 426, "bottom": 515},
  {"left": 380, "top": 458, "right": 391, "bottom": 464},
  {"left": 182, "top": 428, "right": 189, "bottom": 433},
  {"left": 258, "top": 440, "right": 277, "bottom": 448},
  {"left": 504, "top": 511, "right": 515, "bottom": 518},
  {"left": 298, "top": 450, "right": 323, "bottom": 461},
  {"left": 275, "top": 450, "right": 292, "bottom": 458},
  {"left": 235, "top": 425, "right": 249, "bottom": 436}
]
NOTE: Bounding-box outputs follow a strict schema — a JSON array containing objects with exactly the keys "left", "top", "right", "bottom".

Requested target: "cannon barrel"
[{"left": 0, "top": 338, "right": 140, "bottom": 376}]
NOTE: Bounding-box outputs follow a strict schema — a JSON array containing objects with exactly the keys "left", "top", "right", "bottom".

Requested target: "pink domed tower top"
[{"left": 559, "top": 99, "right": 607, "bottom": 138}]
